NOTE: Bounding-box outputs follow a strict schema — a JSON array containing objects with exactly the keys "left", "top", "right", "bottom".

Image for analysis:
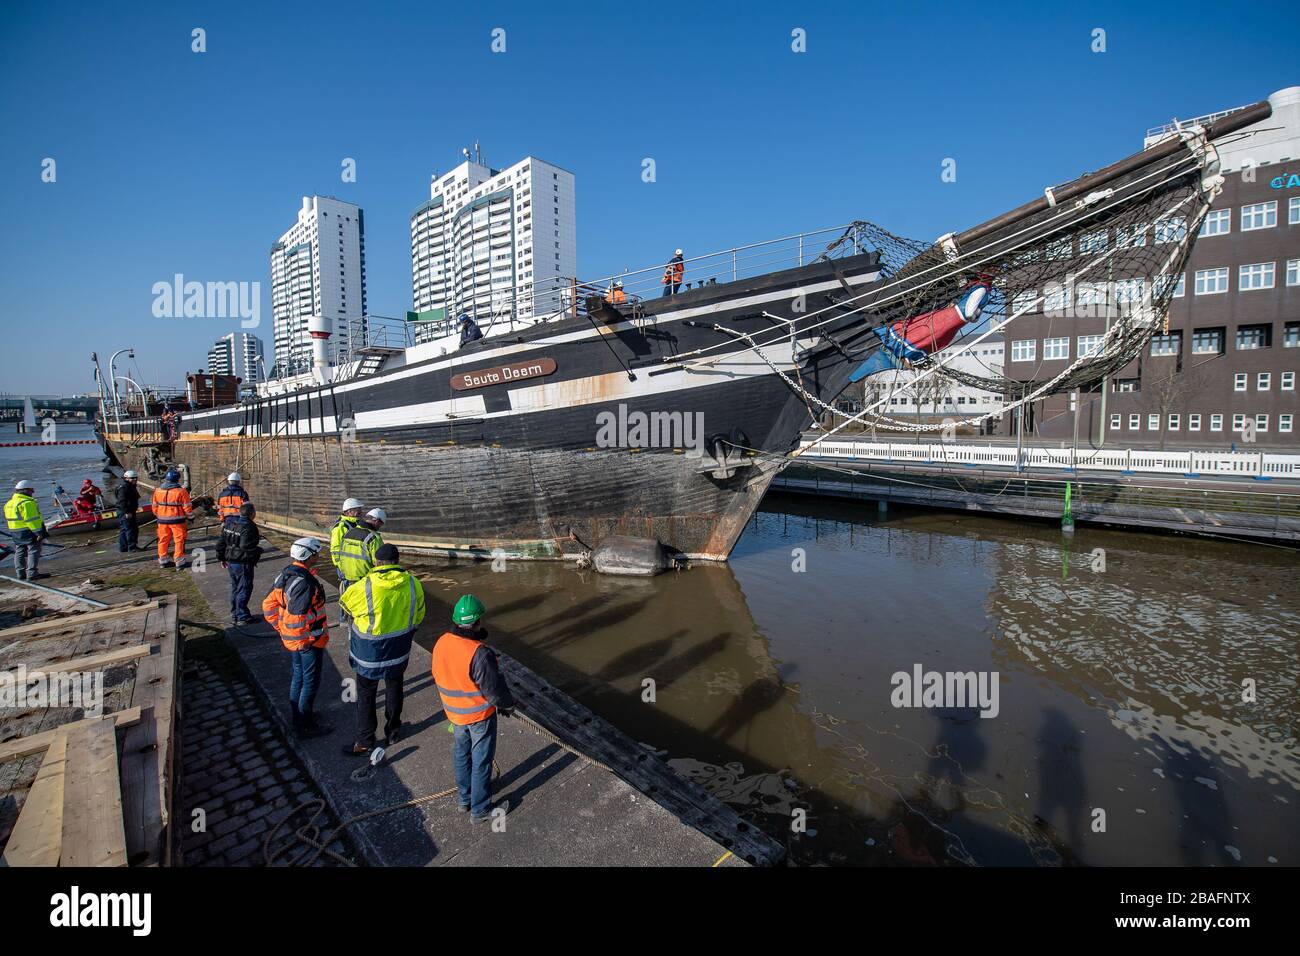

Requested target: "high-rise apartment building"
[
  {"left": 270, "top": 196, "right": 366, "bottom": 374},
  {"left": 206, "top": 332, "right": 264, "bottom": 385},
  {"left": 410, "top": 152, "right": 575, "bottom": 342}
]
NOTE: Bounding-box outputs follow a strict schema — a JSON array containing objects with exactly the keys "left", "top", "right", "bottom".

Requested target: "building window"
[
  {"left": 1168, "top": 413, "right": 1180, "bottom": 431},
  {"left": 1283, "top": 371, "right": 1295, "bottom": 391},
  {"left": 1155, "top": 274, "right": 1186, "bottom": 298},
  {"left": 1232, "top": 413, "right": 1247, "bottom": 432},
  {"left": 1210, "top": 414, "right": 1223, "bottom": 432},
  {"left": 1291, "top": 196, "right": 1300, "bottom": 225},
  {"left": 1044, "top": 337, "right": 1069, "bottom": 360},
  {"left": 1234, "top": 372, "right": 1248, "bottom": 391},
  {"left": 1255, "top": 413, "right": 1269, "bottom": 433},
  {"left": 1199, "top": 208, "right": 1231, "bottom": 236},
  {"left": 1011, "top": 339, "right": 1036, "bottom": 362},
  {"left": 1259, "top": 372, "right": 1272, "bottom": 391},
  {"left": 1128, "top": 414, "right": 1140, "bottom": 430},
  {"left": 1282, "top": 414, "right": 1294, "bottom": 434},
  {"left": 1288, "top": 259, "right": 1300, "bottom": 287},
  {"left": 1240, "top": 201, "right": 1277, "bottom": 231},
  {"left": 1191, "top": 328, "right": 1223, "bottom": 355},
  {"left": 1077, "top": 334, "right": 1104, "bottom": 357},
  {"left": 1150, "top": 332, "right": 1181, "bottom": 356},
  {"left": 1148, "top": 414, "right": 1160, "bottom": 430},
  {"left": 1079, "top": 230, "right": 1107, "bottom": 252},
  {"left": 1110, "top": 413, "right": 1122, "bottom": 430},
  {"left": 1117, "top": 223, "right": 1148, "bottom": 247},
  {"left": 1154, "top": 216, "right": 1186, "bottom": 244},
  {"left": 1044, "top": 284, "right": 1070, "bottom": 312},
  {"left": 1012, "top": 290, "right": 1038, "bottom": 314},
  {"left": 1287, "top": 324, "right": 1300, "bottom": 348},
  {"left": 1046, "top": 238, "right": 1072, "bottom": 260},
  {"left": 1188, "top": 413, "right": 1201, "bottom": 431},
  {"left": 1113, "top": 378, "right": 1139, "bottom": 393},
  {"left": 1239, "top": 262, "right": 1275, "bottom": 291},
  {"left": 1236, "top": 325, "right": 1270, "bottom": 350},
  {"left": 1194, "top": 267, "right": 1229, "bottom": 295}
]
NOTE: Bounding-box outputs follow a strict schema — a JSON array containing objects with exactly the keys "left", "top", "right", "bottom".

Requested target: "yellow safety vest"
[
  {"left": 4, "top": 493, "right": 42, "bottom": 534},
  {"left": 334, "top": 523, "right": 383, "bottom": 583}
]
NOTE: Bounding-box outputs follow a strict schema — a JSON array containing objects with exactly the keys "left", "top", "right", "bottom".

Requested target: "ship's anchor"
[{"left": 700, "top": 432, "right": 753, "bottom": 481}]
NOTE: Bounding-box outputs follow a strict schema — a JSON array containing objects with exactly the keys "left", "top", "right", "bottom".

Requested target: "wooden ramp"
[{"left": 0, "top": 592, "right": 180, "bottom": 867}]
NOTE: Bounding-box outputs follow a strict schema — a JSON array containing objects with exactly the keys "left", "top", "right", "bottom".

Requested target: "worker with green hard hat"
[{"left": 430, "top": 593, "right": 515, "bottom": 822}]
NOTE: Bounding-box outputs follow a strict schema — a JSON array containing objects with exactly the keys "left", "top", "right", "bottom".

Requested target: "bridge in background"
[{"left": 0, "top": 394, "right": 99, "bottom": 421}]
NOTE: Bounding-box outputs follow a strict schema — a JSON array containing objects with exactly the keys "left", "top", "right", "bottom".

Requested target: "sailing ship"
[{"left": 95, "top": 99, "right": 1270, "bottom": 561}]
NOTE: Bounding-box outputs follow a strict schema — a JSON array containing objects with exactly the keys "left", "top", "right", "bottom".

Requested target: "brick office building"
[{"left": 1003, "top": 86, "right": 1300, "bottom": 450}]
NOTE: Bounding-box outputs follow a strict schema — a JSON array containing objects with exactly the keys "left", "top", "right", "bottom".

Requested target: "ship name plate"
[{"left": 451, "top": 357, "right": 557, "bottom": 391}]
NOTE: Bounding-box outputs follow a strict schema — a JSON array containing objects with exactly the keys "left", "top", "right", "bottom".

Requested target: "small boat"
[{"left": 44, "top": 482, "right": 154, "bottom": 535}]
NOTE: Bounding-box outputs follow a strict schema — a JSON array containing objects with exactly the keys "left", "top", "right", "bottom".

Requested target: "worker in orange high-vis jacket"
[
  {"left": 152, "top": 468, "right": 193, "bottom": 569},
  {"left": 661, "top": 249, "right": 684, "bottom": 296},
  {"left": 216, "top": 472, "right": 249, "bottom": 519},
  {"left": 262, "top": 537, "right": 333, "bottom": 738},
  {"left": 431, "top": 594, "right": 515, "bottom": 822}
]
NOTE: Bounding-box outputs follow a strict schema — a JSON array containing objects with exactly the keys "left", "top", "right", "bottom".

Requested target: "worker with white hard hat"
[
  {"left": 662, "top": 248, "right": 685, "bottom": 297},
  {"left": 217, "top": 471, "right": 249, "bottom": 520},
  {"left": 115, "top": 469, "right": 145, "bottom": 553},
  {"left": 263, "top": 536, "right": 333, "bottom": 738},
  {"left": 4, "top": 479, "right": 48, "bottom": 580},
  {"left": 334, "top": 506, "right": 388, "bottom": 591},
  {"left": 330, "top": 497, "right": 366, "bottom": 591}
]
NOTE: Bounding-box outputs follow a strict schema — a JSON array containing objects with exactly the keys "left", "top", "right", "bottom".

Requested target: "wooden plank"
[
  {"left": 0, "top": 600, "right": 160, "bottom": 641},
  {"left": 120, "top": 596, "right": 179, "bottom": 865},
  {"left": 7, "top": 644, "right": 152, "bottom": 681},
  {"left": 0, "top": 707, "right": 143, "bottom": 764},
  {"left": 60, "top": 718, "right": 128, "bottom": 867},
  {"left": 1, "top": 733, "right": 67, "bottom": 866}
]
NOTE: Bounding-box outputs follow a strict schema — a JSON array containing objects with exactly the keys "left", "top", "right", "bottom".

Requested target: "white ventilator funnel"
[{"left": 308, "top": 314, "right": 332, "bottom": 383}]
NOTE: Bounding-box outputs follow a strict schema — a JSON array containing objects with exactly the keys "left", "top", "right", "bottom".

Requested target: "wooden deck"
[{"left": 0, "top": 588, "right": 180, "bottom": 867}]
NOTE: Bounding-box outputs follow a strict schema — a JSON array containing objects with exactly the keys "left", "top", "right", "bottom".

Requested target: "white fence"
[{"left": 798, "top": 440, "right": 1300, "bottom": 480}]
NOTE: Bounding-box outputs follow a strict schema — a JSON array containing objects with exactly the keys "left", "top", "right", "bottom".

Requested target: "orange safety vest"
[
  {"left": 610, "top": 288, "right": 626, "bottom": 304},
  {"left": 432, "top": 631, "right": 495, "bottom": 725},
  {"left": 217, "top": 484, "right": 248, "bottom": 518},
  {"left": 262, "top": 562, "right": 329, "bottom": 651},
  {"left": 152, "top": 485, "right": 192, "bottom": 524}
]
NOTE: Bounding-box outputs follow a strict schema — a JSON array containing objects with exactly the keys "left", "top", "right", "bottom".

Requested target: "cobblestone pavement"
[{"left": 177, "top": 628, "right": 358, "bottom": 866}]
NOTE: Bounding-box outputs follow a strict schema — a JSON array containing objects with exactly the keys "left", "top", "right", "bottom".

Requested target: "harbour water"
[
  {"left": 5, "top": 428, "right": 1297, "bottom": 866},
  {"left": 419, "top": 495, "right": 1300, "bottom": 866}
]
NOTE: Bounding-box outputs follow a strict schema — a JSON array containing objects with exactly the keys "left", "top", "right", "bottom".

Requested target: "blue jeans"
[
  {"left": 453, "top": 714, "right": 497, "bottom": 816},
  {"left": 289, "top": 646, "right": 324, "bottom": 719},
  {"left": 117, "top": 511, "right": 138, "bottom": 551},
  {"left": 227, "top": 561, "right": 255, "bottom": 622}
]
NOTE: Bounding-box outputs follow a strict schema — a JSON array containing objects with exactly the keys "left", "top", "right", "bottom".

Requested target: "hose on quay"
[{"left": 263, "top": 706, "right": 624, "bottom": 866}]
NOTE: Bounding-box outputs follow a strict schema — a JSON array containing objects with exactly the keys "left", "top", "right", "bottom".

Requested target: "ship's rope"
[{"left": 667, "top": 149, "right": 1205, "bottom": 377}]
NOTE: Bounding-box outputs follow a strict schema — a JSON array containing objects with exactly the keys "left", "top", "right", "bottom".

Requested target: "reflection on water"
[{"left": 415, "top": 491, "right": 1299, "bottom": 866}]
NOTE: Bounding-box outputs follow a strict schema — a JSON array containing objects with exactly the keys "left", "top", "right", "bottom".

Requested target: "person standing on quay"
[
  {"left": 340, "top": 544, "right": 424, "bottom": 756},
  {"left": 431, "top": 594, "right": 515, "bottom": 822},
  {"left": 217, "top": 501, "right": 262, "bottom": 625},
  {"left": 116, "top": 470, "right": 144, "bottom": 553},
  {"left": 263, "top": 537, "right": 333, "bottom": 738}
]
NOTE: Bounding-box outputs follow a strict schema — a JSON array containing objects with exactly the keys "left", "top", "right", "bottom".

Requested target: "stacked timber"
[{"left": 0, "top": 592, "right": 180, "bottom": 867}]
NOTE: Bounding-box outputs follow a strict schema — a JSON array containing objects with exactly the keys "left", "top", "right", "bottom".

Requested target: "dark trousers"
[
  {"left": 452, "top": 714, "right": 498, "bottom": 816},
  {"left": 288, "top": 646, "right": 323, "bottom": 722},
  {"left": 227, "top": 561, "right": 255, "bottom": 622},
  {"left": 117, "top": 511, "right": 138, "bottom": 551},
  {"left": 355, "top": 672, "right": 405, "bottom": 747},
  {"left": 661, "top": 282, "right": 681, "bottom": 296}
]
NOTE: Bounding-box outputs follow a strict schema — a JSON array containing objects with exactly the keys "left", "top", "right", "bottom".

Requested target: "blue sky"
[{"left": 1, "top": 0, "right": 1296, "bottom": 393}]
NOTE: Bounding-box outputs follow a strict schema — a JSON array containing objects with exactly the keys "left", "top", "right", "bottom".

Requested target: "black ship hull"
[{"left": 104, "top": 254, "right": 885, "bottom": 560}]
